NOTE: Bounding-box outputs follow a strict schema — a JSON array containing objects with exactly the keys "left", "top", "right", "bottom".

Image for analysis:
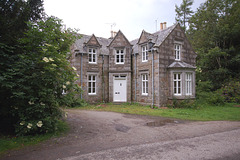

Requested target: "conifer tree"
[{"left": 175, "top": 0, "right": 194, "bottom": 31}]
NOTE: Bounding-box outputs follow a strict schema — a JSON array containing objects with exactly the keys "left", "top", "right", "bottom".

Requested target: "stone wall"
[
  {"left": 132, "top": 24, "right": 196, "bottom": 107},
  {"left": 70, "top": 24, "right": 196, "bottom": 106},
  {"left": 108, "top": 31, "right": 132, "bottom": 103}
]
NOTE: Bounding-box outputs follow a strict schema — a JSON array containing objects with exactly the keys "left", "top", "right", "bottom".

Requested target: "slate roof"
[
  {"left": 168, "top": 61, "right": 196, "bottom": 69},
  {"left": 153, "top": 23, "right": 177, "bottom": 46},
  {"left": 130, "top": 23, "right": 178, "bottom": 54},
  {"left": 130, "top": 38, "right": 139, "bottom": 54},
  {"left": 74, "top": 23, "right": 178, "bottom": 55},
  {"left": 74, "top": 34, "right": 112, "bottom": 55}
]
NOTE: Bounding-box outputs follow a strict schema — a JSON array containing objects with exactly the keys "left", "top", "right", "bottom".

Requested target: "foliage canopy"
[
  {"left": 0, "top": 0, "right": 80, "bottom": 135},
  {"left": 187, "top": 0, "right": 240, "bottom": 90}
]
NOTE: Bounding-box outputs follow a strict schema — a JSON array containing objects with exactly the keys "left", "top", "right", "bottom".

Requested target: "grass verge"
[
  {"left": 0, "top": 120, "right": 69, "bottom": 157},
  {"left": 74, "top": 103, "right": 240, "bottom": 121}
]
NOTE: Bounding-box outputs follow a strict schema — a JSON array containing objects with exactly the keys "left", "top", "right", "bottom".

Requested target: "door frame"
[{"left": 113, "top": 75, "right": 127, "bottom": 102}]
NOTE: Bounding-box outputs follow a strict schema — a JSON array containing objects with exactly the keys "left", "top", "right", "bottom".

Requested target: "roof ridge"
[{"left": 152, "top": 23, "right": 177, "bottom": 35}]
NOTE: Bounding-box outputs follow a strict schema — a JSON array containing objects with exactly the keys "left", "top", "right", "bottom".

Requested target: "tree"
[
  {"left": 0, "top": 1, "right": 81, "bottom": 135},
  {"left": 0, "top": 0, "right": 44, "bottom": 134},
  {"left": 1, "top": 17, "right": 79, "bottom": 135},
  {"left": 0, "top": 0, "right": 44, "bottom": 45},
  {"left": 175, "top": 0, "right": 194, "bottom": 31},
  {"left": 188, "top": 0, "right": 240, "bottom": 89}
]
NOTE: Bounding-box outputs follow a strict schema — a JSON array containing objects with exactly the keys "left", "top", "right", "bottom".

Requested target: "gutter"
[
  {"left": 148, "top": 42, "right": 155, "bottom": 108},
  {"left": 102, "top": 55, "right": 105, "bottom": 103},
  {"left": 80, "top": 53, "right": 83, "bottom": 99},
  {"left": 152, "top": 49, "right": 154, "bottom": 108},
  {"left": 134, "top": 53, "right": 137, "bottom": 102}
]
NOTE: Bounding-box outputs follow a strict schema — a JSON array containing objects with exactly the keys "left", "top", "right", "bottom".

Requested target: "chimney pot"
[
  {"left": 163, "top": 22, "right": 167, "bottom": 29},
  {"left": 160, "top": 23, "right": 163, "bottom": 30},
  {"left": 111, "top": 31, "right": 114, "bottom": 38}
]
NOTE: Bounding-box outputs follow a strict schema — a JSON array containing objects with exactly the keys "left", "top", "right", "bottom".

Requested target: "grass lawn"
[
  {"left": 0, "top": 120, "right": 69, "bottom": 156},
  {"left": 75, "top": 103, "right": 240, "bottom": 121}
]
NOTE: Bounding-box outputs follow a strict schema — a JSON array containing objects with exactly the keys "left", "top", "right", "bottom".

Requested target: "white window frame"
[
  {"left": 115, "top": 49, "right": 124, "bottom": 64},
  {"left": 88, "top": 75, "right": 96, "bottom": 95},
  {"left": 186, "top": 73, "right": 192, "bottom": 95},
  {"left": 142, "top": 45, "right": 148, "bottom": 62},
  {"left": 174, "top": 44, "right": 181, "bottom": 61},
  {"left": 173, "top": 73, "right": 182, "bottom": 95},
  {"left": 142, "top": 74, "right": 148, "bottom": 95},
  {"left": 88, "top": 48, "right": 97, "bottom": 64}
]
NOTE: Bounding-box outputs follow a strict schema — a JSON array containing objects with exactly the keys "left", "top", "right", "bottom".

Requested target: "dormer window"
[
  {"left": 174, "top": 44, "right": 181, "bottom": 60},
  {"left": 88, "top": 48, "right": 97, "bottom": 63},
  {"left": 115, "top": 49, "right": 124, "bottom": 64},
  {"left": 142, "top": 45, "right": 148, "bottom": 62}
]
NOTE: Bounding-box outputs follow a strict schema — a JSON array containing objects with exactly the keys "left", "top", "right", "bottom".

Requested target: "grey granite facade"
[{"left": 70, "top": 23, "right": 197, "bottom": 107}]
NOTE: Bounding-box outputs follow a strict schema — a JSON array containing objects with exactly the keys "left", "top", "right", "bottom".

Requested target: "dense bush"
[
  {"left": 220, "top": 80, "right": 240, "bottom": 103},
  {"left": 196, "top": 80, "right": 240, "bottom": 105},
  {"left": 168, "top": 97, "right": 198, "bottom": 109},
  {"left": 60, "top": 86, "right": 87, "bottom": 108},
  {"left": 0, "top": 17, "right": 80, "bottom": 136},
  {"left": 196, "top": 81, "right": 225, "bottom": 105}
]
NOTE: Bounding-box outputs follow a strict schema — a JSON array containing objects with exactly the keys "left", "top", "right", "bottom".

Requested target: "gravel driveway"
[{"left": 1, "top": 109, "right": 240, "bottom": 160}]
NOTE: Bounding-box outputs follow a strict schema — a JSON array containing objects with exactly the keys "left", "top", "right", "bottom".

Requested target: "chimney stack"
[
  {"left": 111, "top": 31, "right": 114, "bottom": 38},
  {"left": 113, "top": 31, "right": 117, "bottom": 37},
  {"left": 160, "top": 23, "right": 163, "bottom": 30},
  {"left": 163, "top": 22, "right": 167, "bottom": 29},
  {"left": 110, "top": 31, "right": 117, "bottom": 38},
  {"left": 160, "top": 22, "right": 167, "bottom": 30}
]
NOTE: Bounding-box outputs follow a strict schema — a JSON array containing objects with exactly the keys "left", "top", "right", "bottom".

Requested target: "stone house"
[{"left": 70, "top": 23, "right": 197, "bottom": 107}]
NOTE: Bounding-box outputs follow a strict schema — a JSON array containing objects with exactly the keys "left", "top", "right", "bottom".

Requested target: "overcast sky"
[{"left": 44, "top": 0, "right": 206, "bottom": 40}]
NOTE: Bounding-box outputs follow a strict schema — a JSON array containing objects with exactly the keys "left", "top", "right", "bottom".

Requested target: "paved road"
[
  {"left": 63, "top": 129, "right": 240, "bottom": 160},
  {"left": 1, "top": 110, "right": 240, "bottom": 160}
]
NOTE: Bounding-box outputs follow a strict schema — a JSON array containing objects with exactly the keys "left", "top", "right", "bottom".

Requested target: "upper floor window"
[
  {"left": 88, "top": 75, "right": 96, "bottom": 94},
  {"left": 142, "top": 46, "right": 148, "bottom": 62},
  {"left": 142, "top": 74, "right": 148, "bottom": 95},
  {"left": 174, "top": 44, "right": 181, "bottom": 60},
  {"left": 186, "top": 73, "right": 192, "bottom": 95},
  {"left": 173, "top": 73, "right": 181, "bottom": 95},
  {"left": 115, "top": 49, "right": 124, "bottom": 64},
  {"left": 88, "top": 48, "right": 97, "bottom": 63}
]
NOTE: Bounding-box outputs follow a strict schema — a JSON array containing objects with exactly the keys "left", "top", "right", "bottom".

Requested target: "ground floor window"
[
  {"left": 186, "top": 73, "right": 192, "bottom": 95},
  {"left": 172, "top": 71, "right": 194, "bottom": 97},
  {"left": 88, "top": 75, "right": 96, "bottom": 94},
  {"left": 142, "top": 74, "right": 148, "bottom": 95},
  {"left": 173, "top": 73, "right": 181, "bottom": 95}
]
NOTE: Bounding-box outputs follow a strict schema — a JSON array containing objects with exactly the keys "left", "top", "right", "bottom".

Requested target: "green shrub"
[
  {"left": 196, "top": 81, "right": 213, "bottom": 93},
  {"left": 168, "top": 97, "right": 198, "bottom": 109},
  {"left": 220, "top": 80, "right": 240, "bottom": 103},
  {"left": 206, "top": 91, "right": 225, "bottom": 105},
  {"left": 0, "top": 17, "right": 81, "bottom": 136},
  {"left": 60, "top": 85, "right": 86, "bottom": 108},
  {"left": 196, "top": 81, "right": 225, "bottom": 106}
]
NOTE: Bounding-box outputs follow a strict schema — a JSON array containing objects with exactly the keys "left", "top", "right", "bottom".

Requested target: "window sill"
[
  {"left": 169, "top": 95, "right": 195, "bottom": 100},
  {"left": 88, "top": 93, "right": 96, "bottom": 96},
  {"left": 173, "top": 94, "right": 182, "bottom": 96}
]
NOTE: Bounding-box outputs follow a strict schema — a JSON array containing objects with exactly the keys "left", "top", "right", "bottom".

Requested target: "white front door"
[{"left": 113, "top": 77, "right": 127, "bottom": 102}]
